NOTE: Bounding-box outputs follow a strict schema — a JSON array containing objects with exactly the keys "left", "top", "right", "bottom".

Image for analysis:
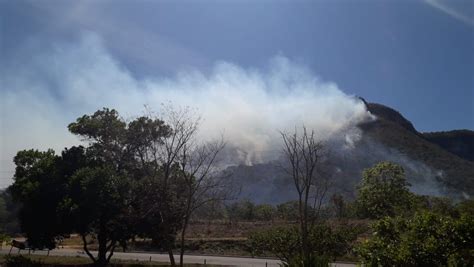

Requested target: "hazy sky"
[{"left": 0, "top": 0, "right": 473, "bottom": 187}]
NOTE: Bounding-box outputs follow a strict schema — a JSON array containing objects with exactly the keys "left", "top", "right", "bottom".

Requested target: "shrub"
[
  {"left": 249, "top": 223, "right": 363, "bottom": 264},
  {"left": 226, "top": 199, "right": 256, "bottom": 221},
  {"left": 280, "top": 253, "right": 330, "bottom": 267},
  {"left": 457, "top": 199, "right": 474, "bottom": 216},
  {"left": 0, "top": 232, "right": 11, "bottom": 247},
  {"left": 4, "top": 255, "right": 42, "bottom": 267},
  {"left": 276, "top": 201, "right": 300, "bottom": 220},
  {"left": 356, "top": 211, "right": 474, "bottom": 266},
  {"left": 410, "top": 195, "right": 458, "bottom": 217},
  {"left": 254, "top": 204, "right": 277, "bottom": 221},
  {"left": 249, "top": 225, "right": 300, "bottom": 262}
]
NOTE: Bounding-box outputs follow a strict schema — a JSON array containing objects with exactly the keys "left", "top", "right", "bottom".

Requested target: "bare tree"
[
  {"left": 280, "top": 126, "right": 330, "bottom": 261},
  {"left": 132, "top": 105, "right": 228, "bottom": 267},
  {"left": 177, "top": 138, "right": 227, "bottom": 267}
]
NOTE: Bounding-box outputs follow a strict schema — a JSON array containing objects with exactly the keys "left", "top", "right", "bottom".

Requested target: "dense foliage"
[
  {"left": 355, "top": 161, "right": 412, "bottom": 219},
  {"left": 225, "top": 200, "right": 279, "bottom": 221},
  {"left": 0, "top": 190, "right": 19, "bottom": 235},
  {"left": 4, "top": 255, "right": 42, "bottom": 267},
  {"left": 249, "top": 223, "right": 364, "bottom": 264},
  {"left": 9, "top": 149, "right": 68, "bottom": 249},
  {"left": 423, "top": 130, "right": 474, "bottom": 162},
  {"left": 356, "top": 212, "right": 474, "bottom": 266}
]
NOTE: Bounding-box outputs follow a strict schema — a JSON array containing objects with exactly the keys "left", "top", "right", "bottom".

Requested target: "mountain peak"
[{"left": 364, "top": 102, "right": 418, "bottom": 134}]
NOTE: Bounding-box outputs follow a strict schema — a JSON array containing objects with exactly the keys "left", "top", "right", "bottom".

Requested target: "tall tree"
[
  {"left": 124, "top": 111, "right": 181, "bottom": 265},
  {"left": 10, "top": 107, "right": 227, "bottom": 267},
  {"left": 176, "top": 137, "right": 226, "bottom": 267},
  {"left": 67, "top": 108, "right": 136, "bottom": 266},
  {"left": 280, "top": 126, "right": 330, "bottom": 263},
  {"left": 10, "top": 145, "right": 133, "bottom": 266},
  {"left": 9, "top": 149, "right": 66, "bottom": 249},
  {"left": 68, "top": 165, "right": 132, "bottom": 266},
  {"left": 356, "top": 161, "right": 412, "bottom": 219},
  {"left": 127, "top": 106, "right": 227, "bottom": 267}
]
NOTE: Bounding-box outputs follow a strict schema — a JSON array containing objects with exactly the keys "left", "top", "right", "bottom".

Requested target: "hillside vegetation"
[
  {"left": 362, "top": 102, "right": 474, "bottom": 197},
  {"left": 423, "top": 130, "right": 474, "bottom": 161}
]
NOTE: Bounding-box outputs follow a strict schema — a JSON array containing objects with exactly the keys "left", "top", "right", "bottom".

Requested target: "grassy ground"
[{"left": 0, "top": 254, "right": 219, "bottom": 266}]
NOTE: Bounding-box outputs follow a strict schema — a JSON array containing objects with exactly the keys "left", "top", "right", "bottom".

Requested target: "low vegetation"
[{"left": 0, "top": 254, "right": 214, "bottom": 267}]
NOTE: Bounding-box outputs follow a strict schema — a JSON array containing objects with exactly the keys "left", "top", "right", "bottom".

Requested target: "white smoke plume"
[{"left": 0, "top": 32, "right": 374, "bottom": 188}]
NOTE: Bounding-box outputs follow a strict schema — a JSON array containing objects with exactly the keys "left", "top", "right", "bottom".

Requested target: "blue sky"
[
  {"left": 0, "top": 0, "right": 473, "bottom": 187},
  {"left": 1, "top": 0, "right": 473, "bottom": 131}
]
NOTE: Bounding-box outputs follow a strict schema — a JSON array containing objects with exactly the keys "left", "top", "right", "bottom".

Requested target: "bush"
[
  {"left": 457, "top": 199, "right": 474, "bottom": 216},
  {"left": 226, "top": 201, "right": 277, "bottom": 221},
  {"left": 226, "top": 200, "right": 256, "bottom": 221},
  {"left": 0, "top": 232, "right": 11, "bottom": 247},
  {"left": 410, "top": 195, "right": 458, "bottom": 217},
  {"left": 249, "top": 225, "right": 300, "bottom": 261},
  {"left": 249, "top": 223, "right": 363, "bottom": 264},
  {"left": 356, "top": 211, "right": 474, "bottom": 266},
  {"left": 4, "top": 255, "right": 42, "bottom": 267},
  {"left": 281, "top": 253, "right": 330, "bottom": 267},
  {"left": 276, "top": 201, "right": 300, "bottom": 220},
  {"left": 254, "top": 204, "right": 277, "bottom": 221}
]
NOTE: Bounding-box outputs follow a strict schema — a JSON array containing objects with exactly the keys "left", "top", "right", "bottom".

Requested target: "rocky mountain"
[
  {"left": 226, "top": 101, "right": 474, "bottom": 204},
  {"left": 361, "top": 102, "right": 474, "bottom": 198},
  {"left": 422, "top": 130, "right": 474, "bottom": 162}
]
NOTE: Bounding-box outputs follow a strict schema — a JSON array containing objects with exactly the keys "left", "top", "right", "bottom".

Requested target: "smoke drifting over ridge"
[{"left": 0, "top": 33, "right": 375, "bottom": 187}]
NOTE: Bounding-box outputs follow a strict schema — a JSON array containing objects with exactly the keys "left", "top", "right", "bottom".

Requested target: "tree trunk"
[
  {"left": 298, "top": 195, "right": 308, "bottom": 261},
  {"left": 94, "top": 218, "right": 112, "bottom": 267},
  {"left": 168, "top": 248, "right": 176, "bottom": 266},
  {"left": 302, "top": 187, "right": 311, "bottom": 262},
  {"left": 81, "top": 234, "right": 97, "bottom": 265},
  {"left": 96, "top": 232, "right": 108, "bottom": 267},
  {"left": 179, "top": 216, "right": 189, "bottom": 267}
]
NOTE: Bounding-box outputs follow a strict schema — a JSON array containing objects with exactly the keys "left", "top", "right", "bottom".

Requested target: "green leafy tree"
[
  {"left": 356, "top": 161, "right": 413, "bottom": 219},
  {"left": 9, "top": 145, "right": 132, "bottom": 266},
  {"left": 0, "top": 190, "right": 20, "bottom": 234},
  {"left": 0, "top": 194, "right": 7, "bottom": 231},
  {"left": 254, "top": 204, "right": 277, "bottom": 221},
  {"left": 10, "top": 108, "right": 139, "bottom": 266},
  {"left": 227, "top": 200, "right": 256, "bottom": 221},
  {"left": 68, "top": 166, "right": 133, "bottom": 266},
  {"left": 66, "top": 108, "right": 145, "bottom": 266},
  {"left": 9, "top": 149, "right": 67, "bottom": 249},
  {"left": 410, "top": 195, "right": 458, "bottom": 217},
  {"left": 277, "top": 200, "right": 300, "bottom": 220},
  {"left": 357, "top": 211, "right": 474, "bottom": 266},
  {"left": 249, "top": 226, "right": 300, "bottom": 262},
  {"left": 10, "top": 107, "right": 226, "bottom": 267}
]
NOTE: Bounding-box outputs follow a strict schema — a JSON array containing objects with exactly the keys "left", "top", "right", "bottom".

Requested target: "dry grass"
[
  {"left": 0, "top": 254, "right": 219, "bottom": 266},
  {"left": 51, "top": 219, "right": 370, "bottom": 259},
  {"left": 185, "top": 220, "right": 295, "bottom": 239}
]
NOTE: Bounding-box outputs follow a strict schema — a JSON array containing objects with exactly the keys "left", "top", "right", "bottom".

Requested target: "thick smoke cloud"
[{"left": 0, "top": 33, "right": 374, "bottom": 188}]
